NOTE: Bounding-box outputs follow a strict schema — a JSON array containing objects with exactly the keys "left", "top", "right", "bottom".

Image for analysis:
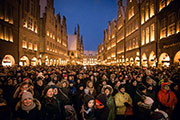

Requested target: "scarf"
[{"left": 21, "top": 101, "right": 36, "bottom": 113}]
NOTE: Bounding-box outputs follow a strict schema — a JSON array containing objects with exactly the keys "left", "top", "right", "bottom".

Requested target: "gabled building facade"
[{"left": 98, "top": 0, "right": 180, "bottom": 67}]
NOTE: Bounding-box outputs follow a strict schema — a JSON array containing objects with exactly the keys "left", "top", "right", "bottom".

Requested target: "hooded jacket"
[{"left": 158, "top": 82, "right": 177, "bottom": 109}]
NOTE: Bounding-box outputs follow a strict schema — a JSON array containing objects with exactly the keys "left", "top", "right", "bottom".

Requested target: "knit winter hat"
[{"left": 21, "top": 91, "right": 33, "bottom": 102}]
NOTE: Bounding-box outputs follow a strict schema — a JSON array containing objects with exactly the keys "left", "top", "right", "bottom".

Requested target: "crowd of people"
[{"left": 0, "top": 65, "right": 179, "bottom": 120}]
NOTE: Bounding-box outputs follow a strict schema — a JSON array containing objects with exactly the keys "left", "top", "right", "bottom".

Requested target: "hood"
[
  {"left": 160, "top": 82, "right": 169, "bottom": 92},
  {"left": 59, "top": 80, "right": 69, "bottom": 88},
  {"left": 101, "top": 85, "right": 113, "bottom": 95}
]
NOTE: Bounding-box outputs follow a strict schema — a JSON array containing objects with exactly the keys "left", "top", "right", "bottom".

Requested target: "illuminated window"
[
  {"left": 34, "top": 21, "right": 37, "bottom": 33},
  {"left": 0, "top": 2, "right": 3, "bottom": 20},
  {"left": 47, "top": 31, "right": 49, "bottom": 36},
  {"left": 177, "top": 21, "right": 180, "bottom": 33},
  {"left": 168, "top": 23, "right": 175, "bottom": 36},
  {"left": 160, "top": 18, "right": 167, "bottom": 39},
  {"left": 141, "top": 7, "right": 145, "bottom": 24},
  {"left": 30, "top": 2, "right": 34, "bottom": 16},
  {"left": 159, "top": 0, "right": 165, "bottom": 11},
  {"left": 34, "top": 44, "right": 37, "bottom": 51},
  {"left": 4, "top": 27, "right": 9, "bottom": 41},
  {"left": 27, "top": 17, "right": 32, "bottom": 30},
  {"left": 28, "top": 42, "right": 33, "bottom": 50},
  {"left": 23, "top": 16, "right": 27, "bottom": 28},
  {"left": 22, "top": 40, "right": 27, "bottom": 49},
  {"left": 0, "top": 24, "right": 4, "bottom": 40},
  {"left": 9, "top": 28, "right": 13, "bottom": 42},
  {"left": 47, "top": 46, "right": 49, "bottom": 51},
  {"left": 141, "top": 30, "right": 145, "bottom": 45},
  {"left": 128, "top": 6, "right": 135, "bottom": 20},
  {"left": 167, "top": 0, "right": 173, "bottom": 5},
  {"left": 160, "top": 27, "right": 167, "bottom": 39},
  {"left": 145, "top": 2, "right": 149, "bottom": 21},
  {"left": 168, "top": 13, "right": 175, "bottom": 36},
  {"left": 150, "top": 24, "right": 155, "bottom": 41},
  {"left": 146, "top": 27, "right": 150, "bottom": 44},
  {"left": 150, "top": 1, "right": 154, "bottom": 17}
]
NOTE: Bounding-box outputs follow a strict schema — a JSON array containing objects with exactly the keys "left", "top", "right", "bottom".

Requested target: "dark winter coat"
[
  {"left": 15, "top": 99, "right": 42, "bottom": 120},
  {"left": 41, "top": 97, "right": 65, "bottom": 120}
]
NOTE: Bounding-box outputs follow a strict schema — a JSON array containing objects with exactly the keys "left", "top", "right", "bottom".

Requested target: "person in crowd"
[
  {"left": 112, "top": 81, "right": 121, "bottom": 96},
  {"left": 0, "top": 65, "right": 179, "bottom": 120},
  {"left": 95, "top": 93, "right": 109, "bottom": 120},
  {"left": 82, "top": 94, "right": 96, "bottom": 120},
  {"left": 41, "top": 85, "right": 65, "bottom": 120},
  {"left": 158, "top": 82, "right": 177, "bottom": 119},
  {"left": 59, "top": 79, "right": 71, "bottom": 105},
  {"left": 84, "top": 80, "right": 97, "bottom": 97},
  {"left": 14, "top": 91, "right": 42, "bottom": 120},
  {"left": 34, "top": 77, "right": 44, "bottom": 100},
  {"left": 114, "top": 85, "right": 132, "bottom": 120},
  {"left": 101, "top": 85, "right": 115, "bottom": 120},
  {"left": 134, "top": 84, "right": 154, "bottom": 120},
  {"left": 0, "top": 88, "right": 11, "bottom": 120}
]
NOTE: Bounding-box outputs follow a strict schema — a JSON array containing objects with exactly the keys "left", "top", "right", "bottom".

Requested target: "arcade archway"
[
  {"left": 149, "top": 51, "right": 156, "bottom": 67},
  {"left": 159, "top": 53, "right": 170, "bottom": 67},
  {"left": 142, "top": 53, "right": 148, "bottom": 67},
  {"left": 130, "top": 57, "right": 134, "bottom": 66},
  {"left": 19, "top": 56, "right": 30, "bottom": 66},
  {"left": 2, "top": 55, "right": 15, "bottom": 66},
  {"left": 31, "top": 57, "right": 38, "bottom": 66},
  {"left": 173, "top": 51, "right": 180, "bottom": 66},
  {"left": 135, "top": 56, "right": 140, "bottom": 66}
]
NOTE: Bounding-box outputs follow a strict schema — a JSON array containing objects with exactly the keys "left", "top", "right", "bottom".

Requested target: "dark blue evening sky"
[{"left": 54, "top": 0, "right": 118, "bottom": 51}]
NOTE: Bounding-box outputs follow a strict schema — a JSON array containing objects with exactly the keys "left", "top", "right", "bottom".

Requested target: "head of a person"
[
  {"left": 84, "top": 94, "right": 94, "bottom": 108},
  {"left": 43, "top": 86, "right": 54, "bottom": 98},
  {"left": 115, "top": 81, "right": 121, "bottom": 87},
  {"left": 161, "top": 83, "right": 170, "bottom": 91},
  {"left": 138, "top": 85, "right": 147, "bottom": 94},
  {"left": 87, "top": 81, "right": 93, "bottom": 88},
  {"left": 36, "top": 78, "right": 43, "bottom": 87},
  {"left": 132, "top": 79, "right": 137, "bottom": 86},
  {"left": 119, "top": 85, "right": 126, "bottom": 93},
  {"left": 21, "top": 91, "right": 34, "bottom": 107}
]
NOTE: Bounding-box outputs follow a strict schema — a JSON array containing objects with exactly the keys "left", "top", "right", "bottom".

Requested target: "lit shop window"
[
  {"left": 34, "top": 44, "right": 37, "bottom": 51},
  {"left": 28, "top": 42, "right": 33, "bottom": 50},
  {"left": 22, "top": 40, "right": 27, "bottom": 49},
  {"left": 150, "top": 24, "right": 155, "bottom": 41},
  {"left": 146, "top": 27, "right": 150, "bottom": 44}
]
